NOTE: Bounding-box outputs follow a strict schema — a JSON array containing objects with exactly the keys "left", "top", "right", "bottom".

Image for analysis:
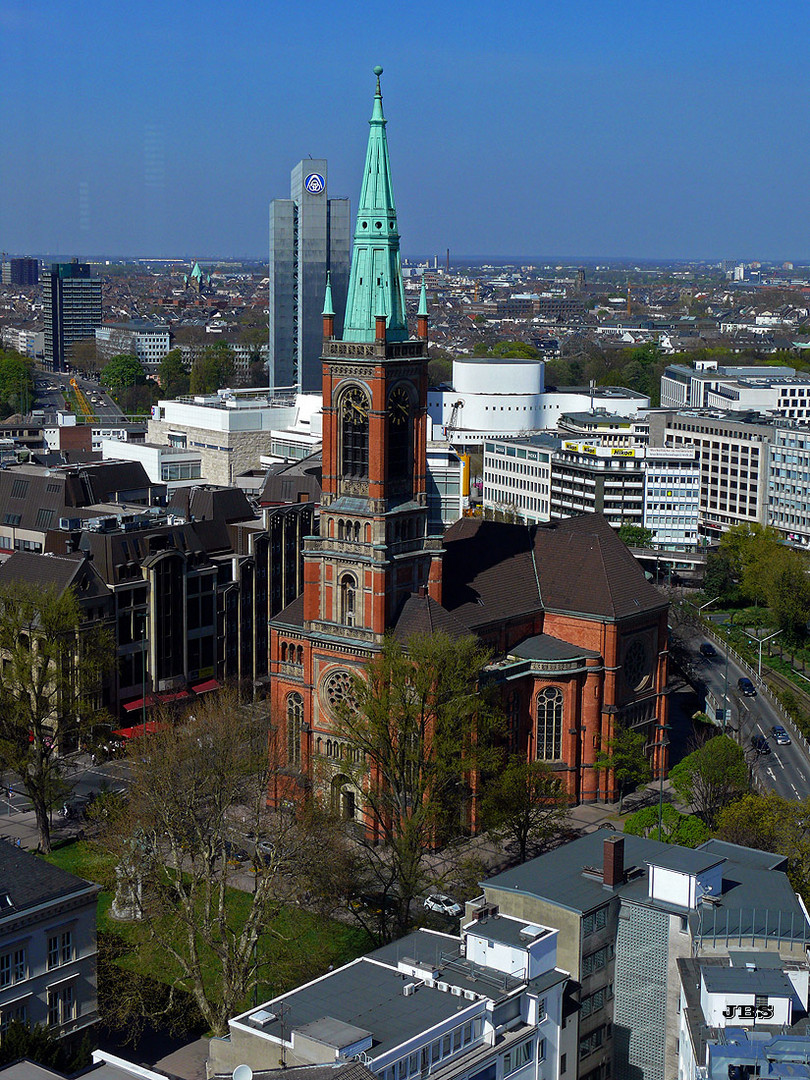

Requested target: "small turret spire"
[
  {"left": 322, "top": 271, "right": 335, "bottom": 339},
  {"left": 322, "top": 271, "right": 335, "bottom": 317},
  {"left": 417, "top": 276, "right": 429, "bottom": 340}
]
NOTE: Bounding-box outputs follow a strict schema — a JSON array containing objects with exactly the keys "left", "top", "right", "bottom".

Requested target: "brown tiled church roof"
[
  {"left": 441, "top": 513, "right": 664, "bottom": 628},
  {"left": 392, "top": 592, "right": 472, "bottom": 643}
]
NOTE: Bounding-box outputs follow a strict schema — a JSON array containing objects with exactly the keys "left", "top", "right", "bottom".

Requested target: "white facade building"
[
  {"left": 643, "top": 447, "right": 701, "bottom": 549},
  {"left": 483, "top": 437, "right": 554, "bottom": 523},
  {"left": 428, "top": 357, "right": 648, "bottom": 444},
  {"left": 1, "top": 326, "right": 44, "bottom": 358},
  {"left": 660, "top": 360, "right": 810, "bottom": 419},
  {"left": 101, "top": 439, "right": 202, "bottom": 489},
  {"left": 148, "top": 389, "right": 323, "bottom": 486},
  {"left": 209, "top": 919, "right": 567, "bottom": 1080},
  {"left": 95, "top": 322, "right": 171, "bottom": 372}
]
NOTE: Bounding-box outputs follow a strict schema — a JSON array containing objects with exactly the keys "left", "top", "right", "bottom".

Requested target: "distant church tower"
[{"left": 269, "top": 67, "right": 441, "bottom": 818}]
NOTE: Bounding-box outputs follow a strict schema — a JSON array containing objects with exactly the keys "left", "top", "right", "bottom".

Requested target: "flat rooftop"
[{"left": 235, "top": 957, "right": 480, "bottom": 1058}]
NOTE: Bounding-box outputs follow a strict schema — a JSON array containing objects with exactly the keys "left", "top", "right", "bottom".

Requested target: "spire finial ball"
[{"left": 373, "top": 65, "right": 383, "bottom": 76}]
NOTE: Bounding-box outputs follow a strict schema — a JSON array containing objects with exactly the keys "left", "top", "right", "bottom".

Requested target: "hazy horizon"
[{"left": 3, "top": 0, "right": 808, "bottom": 262}]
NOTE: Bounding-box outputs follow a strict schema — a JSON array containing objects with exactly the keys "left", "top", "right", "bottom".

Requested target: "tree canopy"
[
  {"left": 0, "top": 349, "right": 34, "bottom": 418},
  {"left": 189, "top": 343, "right": 235, "bottom": 394},
  {"left": 623, "top": 804, "right": 709, "bottom": 847},
  {"left": 715, "top": 792, "right": 810, "bottom": 900},
  {"left": 158, "top": 349, "right": 190, "bottom": 398},
  {"left": 480, "top": 755, "right": 569, "bottom": 863},
  {"left": 668, "top": 735, "right": 748, "bottom": 825},
  {"left": 102, "top": 692, "right": 345, "bottom": 1036},
  {"left": 335, "top": 632, "right": 502, "bottom": 940},
  {"left": 594, "top": 727, "right": 652, "bottom": 808},
  {"left": 0, "top": 582, "right": 113, "bottom": 851},
  {"left": 101, "top": 354, "right": 146, "bottom": 393},
  {"left": 617, "top": 523, "right": 654, "bottom": 548}
]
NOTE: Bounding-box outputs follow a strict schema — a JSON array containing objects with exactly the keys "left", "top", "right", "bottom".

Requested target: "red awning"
[
  {"left": 191, "top": 679, "right": 220, "bottom": 696},
  {"left": 163, "top": 689, "right": 192, "bottom": 704},
  {"left": 122, "top": 695, "right": 158, "bottom": 713},
  {"left": 113, "top": 720, "right": 164, "bottom": 739}
]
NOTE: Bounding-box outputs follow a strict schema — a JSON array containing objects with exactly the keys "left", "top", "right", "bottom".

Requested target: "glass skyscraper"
[{"left": 268, "top": 160, "right": 350, "bottom": 393}]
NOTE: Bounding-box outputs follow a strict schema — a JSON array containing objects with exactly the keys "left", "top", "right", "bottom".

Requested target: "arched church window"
[
  {"left": 286, "top": 692, "right": 304, "bottom": 767},
  {"left": 338, "top": 520, "right": 345, "bottom": 541},
  {"left": 281, "top": 642, "right": 288, "bottom": 663},
  {"left": 341, "top": 386, "right": 370, "bottom": 479},
  {"left": 353, "top": 522, "right": 360, "bottom": 542},
  {"left": 536, "top": 686, "right": 564, "bottom": 761},
  {"left": 339, "top": 574, "right": 357, "bottom": 628}
]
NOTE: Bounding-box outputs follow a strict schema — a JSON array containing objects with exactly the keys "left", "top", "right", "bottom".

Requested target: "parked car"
[
  {"left": 424, "top": 893, "right": 463, "bottom": 918},
  {"left": 771, "top": 724, "right": 791, "bottom": 745},
  {"left": 349, "top": 892, "right": 399, "bottom": 916},
  {"left": 737, "top": 677, "right": 756, "bottom": 696},
  {"left": 699, "top": 643, "right": 717, "bottom": 659},
  {"left": 750, "top": 734, "right": 771, "bottom": 755}
]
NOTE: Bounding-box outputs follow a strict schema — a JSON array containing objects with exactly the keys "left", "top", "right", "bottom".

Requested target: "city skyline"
[{"left": 2, "top": 0, "right": 809, "bottom": 261}]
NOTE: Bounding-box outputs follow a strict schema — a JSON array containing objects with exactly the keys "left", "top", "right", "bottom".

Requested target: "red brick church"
[{"left": 268, "top": 68, "right": 669, "bottom": 816}]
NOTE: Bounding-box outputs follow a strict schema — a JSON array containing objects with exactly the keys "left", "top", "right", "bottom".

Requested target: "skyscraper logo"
[{"left": 305, "top": 173, "right": 325, "bottom": 194}]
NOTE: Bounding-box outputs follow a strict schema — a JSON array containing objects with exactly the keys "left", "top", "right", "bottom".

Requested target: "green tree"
[
  {"left": 715, "top": 792, "right": 810, "bottom": 899},
  {"left": 717, "top": 524, "right": 781, "bottom": 596},
  {"left": 0, "top": 1021, "right": 90, "bottom": 1072},
  {"left": 189, "top": 343, "right": 235, "bottom": 394},
  {"left": 668, "top": 735, "right": 748, "bottom": 825},
  {"left": 158, "top": 348, "right": 190, "bottom": 398},
  {"left": 623, "top": 803, "right": 709, "bottom": 847},
  {"left": 104, "top": 692, "right": 330, "bottom": 1036},
  {"left": 595, "top": 727, "right": 652, "bottom": 809},
  {"left": 761, "top": 546, "right": 810, "bottom": 643},
  {"left": 702, "top": 550, "right": 739, "bottom": 606},
  {"left": 0, "top": 583, "right": 113, "bottom": 851},
  {"left": 617, "top": 523, "right": 654, "bottom": 548},
  {"left": 101, "top": 354, "right": 146, "bottom": 394},
  {"left": 335, "top": 632, "right": 502, "bottom": 940},
  {"left": 0, "top": 350, "right": 35, "bottom": 417},
  {"left": 480, "top": 755, "right": 569, "bottom": 863}
]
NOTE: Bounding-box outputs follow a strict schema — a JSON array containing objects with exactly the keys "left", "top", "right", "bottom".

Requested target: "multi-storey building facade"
[
  {"left": 1, "top": 257, "right": 39, "bottom": 285},
  {"left": 95, "top": 321, "right": 171, "bottom": 372},
  {"left": 481, "top": 832, "right": 810, "bottom": 1080},
  {"left": 550, "top": 441, "right": 645, "bottom": 530},
  {"left": 43, "top": 261, "right": 102, "bottom": 372},
  {"left": 647, "top": 410, "right": 773, "bottom": 541},
  {"left": 0, "top": 843, "right": 99, "bottom": 1040},
  {"left": 269, "top": 158, "right": 351, "bottom": 393}
]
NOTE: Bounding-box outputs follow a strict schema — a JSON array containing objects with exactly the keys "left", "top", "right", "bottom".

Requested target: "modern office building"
[
  {"left": 269, "top": 159, "right": 350, "bottom": 393},
  {"left": 95, "top": 320, "right": 171, "bottom": 372},
  {"left": 43, "top": 261, "right": 102, "bottom": 371},
  {"left": 1, "top": 257, "right": 39, "bottom": 285},
  {"left": 647, "top": 410, "right": 773, "bottom": 540}
]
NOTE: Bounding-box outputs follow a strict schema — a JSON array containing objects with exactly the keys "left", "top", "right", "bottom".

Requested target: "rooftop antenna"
[
  {"left": 278, "top": 1000, "right": 290, "bottom": 1067},
  {"left": 589, "top": 380, "right": 596, "bottom": 414}
]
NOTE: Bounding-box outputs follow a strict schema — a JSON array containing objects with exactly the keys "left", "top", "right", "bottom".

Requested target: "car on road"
[
  {"left": 737, "top": 677, "right": 756, "bottom": 696},
  {"left": 699, "top": 643, "right": 717, "bottom": 659},
  {"left": 750, "top": 734, "right": 771, "bottom": 755},
  {"left": 771, "top": 724, "right": 791, "bottom": 745},
  {"left": 424, "top": 893, "right": 463, "bottom": 917}
]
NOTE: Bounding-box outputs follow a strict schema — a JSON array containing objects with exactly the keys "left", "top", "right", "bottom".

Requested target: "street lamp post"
[
  {"left": 757, "top": 629, "right": 783, "bottom": 681},
  {"left": 656, "top": 723, "right": 672, "bottom": 842},
  {"left": 699, "top": 596, "right": 721, "bottom": 616},
  {"left": 722, "top": 612, "right": 737, "bottom": 733}
]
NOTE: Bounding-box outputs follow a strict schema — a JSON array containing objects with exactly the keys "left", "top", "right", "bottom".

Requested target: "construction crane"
[{"left": 444, "top": 399, "right": 464, "bottom": 438}]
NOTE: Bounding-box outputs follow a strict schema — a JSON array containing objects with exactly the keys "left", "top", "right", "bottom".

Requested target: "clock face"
[
  {"left": 389, "top": 386, "right": 411, "bottom": 426},
  {"left": 343, "top": 387, "right": 369, "bottom": 424}
]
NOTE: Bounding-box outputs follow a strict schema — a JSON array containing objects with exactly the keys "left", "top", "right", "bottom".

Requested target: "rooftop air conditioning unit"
[
  {"left": 451, "top": 986, "right": 462, "bottom": 997},
  {"left": 403, "top": 983, "right": 418, "bottom": 997},
  {"left": 437, "top": 982, "right": 449, "bottom": 993}
]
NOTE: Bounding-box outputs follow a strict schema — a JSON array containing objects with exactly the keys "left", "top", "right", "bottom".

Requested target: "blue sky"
[{"left": 1, "top": 0, "right": 807, "bottom": 261}]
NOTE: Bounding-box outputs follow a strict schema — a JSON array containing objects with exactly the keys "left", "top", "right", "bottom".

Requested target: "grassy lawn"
[{"left": 43, "top": 840, "right": 370, "bottom": 1011}]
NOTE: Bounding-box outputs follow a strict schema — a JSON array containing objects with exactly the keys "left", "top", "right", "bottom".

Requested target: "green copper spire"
[
  {"left": 342, "top": 66, "right": 408, "bottom": 343},
  {"left": 417, "top": 276, "right": 428, "bottom": 318},
  {"left": 322, "top": 271, "right": 335, "bottom": 317}
]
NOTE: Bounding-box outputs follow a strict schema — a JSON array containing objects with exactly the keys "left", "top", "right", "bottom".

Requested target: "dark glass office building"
[{"left": 43, "top": 261, "right": 102, "bottom": 371}]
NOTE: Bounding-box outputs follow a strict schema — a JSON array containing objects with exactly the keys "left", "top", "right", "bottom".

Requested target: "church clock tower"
[{"left": 269, "top": 67, "right": 442, "bottom": 805}]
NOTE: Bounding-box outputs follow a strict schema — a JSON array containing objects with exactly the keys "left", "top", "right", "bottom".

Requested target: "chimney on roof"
[{"left": 603, "top": 835, "right": 625, "bottom": 888}]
